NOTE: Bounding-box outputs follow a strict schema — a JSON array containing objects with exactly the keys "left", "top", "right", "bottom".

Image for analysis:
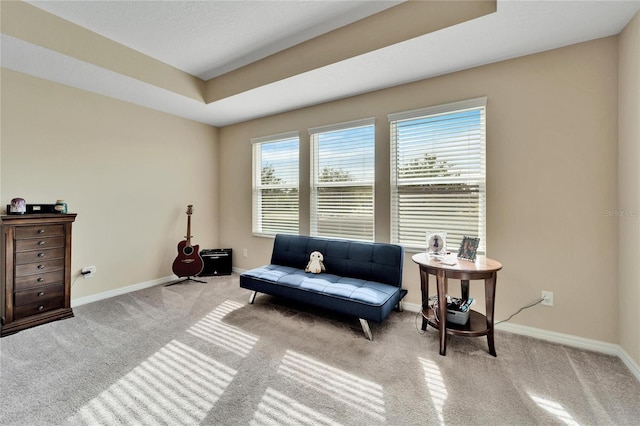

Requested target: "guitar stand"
[{"left": 166, "top": 276, "right": 206, "bottom": 287}]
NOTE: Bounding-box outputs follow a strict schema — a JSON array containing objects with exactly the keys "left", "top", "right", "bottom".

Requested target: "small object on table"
[
  {"left": 10, "top": 198, "right": 26, "bottom": 214},
  {"left": 55, "top": 200, "right": 67, "bottom": 214},
  {"left": 457, "top": 236, "right": 480, "bottom": 261},
  {"left": 426, "top": 231, "right": 447, "bottom": 256}
]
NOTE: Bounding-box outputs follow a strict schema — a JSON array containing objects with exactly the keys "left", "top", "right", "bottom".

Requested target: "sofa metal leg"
[
  {"left": 249, "top": 291, "right": 257, "bottom": 304},
  {"left": 396, "top": 301, "right": 404, "bottom": 312},
  {"left": 359, "top": 318, "right": 373, "bottom": 341}
]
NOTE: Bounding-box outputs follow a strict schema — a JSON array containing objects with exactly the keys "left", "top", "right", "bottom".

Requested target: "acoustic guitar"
[{"left": 172, "top": 205, "right": 204, "bottom": 278}]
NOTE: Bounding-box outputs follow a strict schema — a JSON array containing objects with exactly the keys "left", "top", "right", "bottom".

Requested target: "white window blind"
[
  {"left": 309, "top": 118, "right": 375, "bottom": 241},
  {"left": 389, "top": 98, "right": 486, "bottom": 252},
  {"left": 252, "top": 132, "right": 299, "bottom": 236}
]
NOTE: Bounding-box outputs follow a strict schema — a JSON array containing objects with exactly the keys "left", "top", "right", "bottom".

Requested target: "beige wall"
[
  {"left": 618, "top": 12, "right": 640, "bottom": 365},
  {"left": 1, "top": 70, "right": 219, "bottom": 299},
  {"left": 220, "top": 36, "right": 620, "bottom": 344}
]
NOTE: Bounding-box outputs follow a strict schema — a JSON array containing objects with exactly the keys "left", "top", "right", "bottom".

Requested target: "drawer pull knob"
[
  {"left": 37, "top": 264, "right": 45, "bottom": 270},
  {"left": 38, "top": 252, "right": 45, "bottom": 258},
  {"left": 37, "top": 278, "right": 44, "bottom": 283},
  {"left": 38, "top": 241, "right": 46, "bottom": 246},
  {"left": 38, "top": 305, "right": 44, "bottom": 311},
  {"left": 38, "top": 229, "right": 45, "bottom": 234},
  {"left": 37, "top": 291, "right": 45, "bottom": 297}
]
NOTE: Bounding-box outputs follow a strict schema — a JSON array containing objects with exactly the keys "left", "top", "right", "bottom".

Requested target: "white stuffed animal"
[{"left": 305, "top": 251, "right": 325, "bottom": 274}]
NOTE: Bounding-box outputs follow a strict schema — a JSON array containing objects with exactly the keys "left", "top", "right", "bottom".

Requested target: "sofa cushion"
[
  {"left": 243, "top": 265, "right": 398, "bottom": 305},
  {"left": 241, "top": 264, "right": 405, "bottom": 323},
  {"left": 270, "top": 234, "right": 404, "bottom": 287}
]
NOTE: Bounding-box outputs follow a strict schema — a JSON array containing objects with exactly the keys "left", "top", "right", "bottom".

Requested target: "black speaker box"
[
  {"left": 198, "top": 249, "right": 232, "bottom": 276},
  {"left": 6, "top": 204, "right": 57, "bottom": 214}
]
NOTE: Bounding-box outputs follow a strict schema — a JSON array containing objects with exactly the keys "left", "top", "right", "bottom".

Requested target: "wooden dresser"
[{"left": 1, "top": 213, "right": 77, "bottom": 336}]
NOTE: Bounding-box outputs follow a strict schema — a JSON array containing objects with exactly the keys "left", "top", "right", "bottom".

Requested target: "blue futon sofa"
[{"left": 239, "top": 234, "right": 407, "bottom": 340}]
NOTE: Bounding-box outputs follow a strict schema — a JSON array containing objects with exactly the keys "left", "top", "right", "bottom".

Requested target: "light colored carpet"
[{"left": 1, "top": 274, "right": 638, "bottom": 425}]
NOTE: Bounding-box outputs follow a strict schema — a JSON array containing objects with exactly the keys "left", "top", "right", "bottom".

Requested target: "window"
[
  {"left": 390, "top": 98, "right": 487, "bottom": 253},
  {"left": 309, "top": 118, "right": 375, "bottom": 241},
  {"left": 252, "top": 132, "right": 299, "bottom": 236}
]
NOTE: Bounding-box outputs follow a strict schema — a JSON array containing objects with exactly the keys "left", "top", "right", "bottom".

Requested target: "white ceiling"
[{"left": 2, "top": 0, "right": 639, "bottom": 127}]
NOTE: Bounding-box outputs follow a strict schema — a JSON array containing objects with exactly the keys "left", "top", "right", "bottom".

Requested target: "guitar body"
[
  {"left": 172, "top": 241, "right": 204, "bottom": 277},
  {"left": 172, "top": 205, "right": 204, "bottom": 278}
]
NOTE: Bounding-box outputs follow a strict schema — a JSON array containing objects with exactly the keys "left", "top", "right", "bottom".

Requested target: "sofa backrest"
[{"left": 270, "top": 234, "right": 404, "bottom": 287}]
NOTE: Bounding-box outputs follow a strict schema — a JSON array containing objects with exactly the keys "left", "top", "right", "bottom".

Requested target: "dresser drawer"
[
  {"left": 15, "top": 236, "right": 65, "bottom": 252},
  {"left": 15, "top": 224, "right": 64, "bottom": 240},
  {"left": 15, "top": 259, "right": 65, "bottom": 277},
  {"left": 13, "top": 296, "right": 64, "bottom": 320},
  {"left": 15, "top": 270, "right": 64, "bottom": 291},
  {"left": 15, "top": 247, "right": 65, "bottom": 265},
  {"left": 14, "top": 283, "right": 64, "bottom": 307}
]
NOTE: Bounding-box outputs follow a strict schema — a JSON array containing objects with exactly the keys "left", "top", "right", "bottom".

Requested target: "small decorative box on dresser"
[{"left": 1, "top": 213, "right": 77, "bottom": 336}]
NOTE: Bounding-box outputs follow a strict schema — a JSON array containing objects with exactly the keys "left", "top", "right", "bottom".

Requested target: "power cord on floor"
[
  {"left": 495, "top": 297, "right": 544, "bottom": 325},
  {"left": 414, "top": 305, "right": 427, "bottom": 334},
  {"left": 414, "top": 296, "right": 439, "bottom": 334},
  {"left": 71, "top": 273, "right": 81, "bottom": 288},
  {"left": 414, "top": 296, "right": 545, "bottom": 334},
  {"left": 71, "top": 269, "right": 94, "bottom": 288}
]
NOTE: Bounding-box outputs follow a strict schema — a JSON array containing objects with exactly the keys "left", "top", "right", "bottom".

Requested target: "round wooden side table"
[{"left": 412, "top": 252, "right": 503, "bottom": 356}]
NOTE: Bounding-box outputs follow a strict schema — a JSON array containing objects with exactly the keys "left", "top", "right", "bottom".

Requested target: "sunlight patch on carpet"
[
  {"left": 67, "top": 340, "right": 236, "bottom": 425},
  {"left": 250, "top": 387, "right": 343, "bottom": 426},
  {"left": 420, "top": 357, "right": 447, "bottom": 425},
  {"left": 529, "top": 394, "right": 580, "bottom": 425},
  {"left": 187, "top": 300, "right": 258, "bottom": 357},
  {"left": 277, "top": 350, "right": 386, "bottom": 422}
]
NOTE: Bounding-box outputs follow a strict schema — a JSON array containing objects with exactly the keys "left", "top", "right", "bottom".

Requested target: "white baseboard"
[
  {"left": 618, "top": 347, "right": 640, "bottom": 383},
  {"left": 70, "top": 275, "right": 177, "bottom": 308},
  {"left": 403, "top": 301, "right": 640, "bottom": 382}
]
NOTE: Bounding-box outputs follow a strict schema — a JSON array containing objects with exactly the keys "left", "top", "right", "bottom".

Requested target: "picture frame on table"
[
  {"left": 426, "top": 231, "right": 447, "bottom": 256},
  {"left": 457, "top": 236, "right": 480, "bottom": 261}
]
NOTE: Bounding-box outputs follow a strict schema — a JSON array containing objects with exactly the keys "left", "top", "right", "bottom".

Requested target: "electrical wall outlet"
[
  {"left": 82, "top": 266, "right": 96, "bottom": 279},
  {"left": 243, "top": 249, "right": 248, "bottom": 257},
  {"left": 541, "top": 291, "right": 553, "bottom": 307}
]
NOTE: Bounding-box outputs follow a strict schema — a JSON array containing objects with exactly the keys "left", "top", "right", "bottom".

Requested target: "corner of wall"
[{"left": 617, "top": 10, "right": 640, "bottom": 367}]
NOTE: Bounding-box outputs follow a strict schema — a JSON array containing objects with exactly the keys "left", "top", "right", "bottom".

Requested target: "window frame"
[
  {"left": 389, "top": 97, "right": 487, "bottom": 253},
  {"left": 309, "top": 118, "right": 376, "bottom": 242},
  {"left": 251, "top": 131, "right": 300, "bottom": 237}
]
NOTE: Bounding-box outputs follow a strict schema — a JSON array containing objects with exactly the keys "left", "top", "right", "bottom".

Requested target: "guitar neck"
[{"left": 185, "top": 214, "right": 192, "bottom": 246}]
